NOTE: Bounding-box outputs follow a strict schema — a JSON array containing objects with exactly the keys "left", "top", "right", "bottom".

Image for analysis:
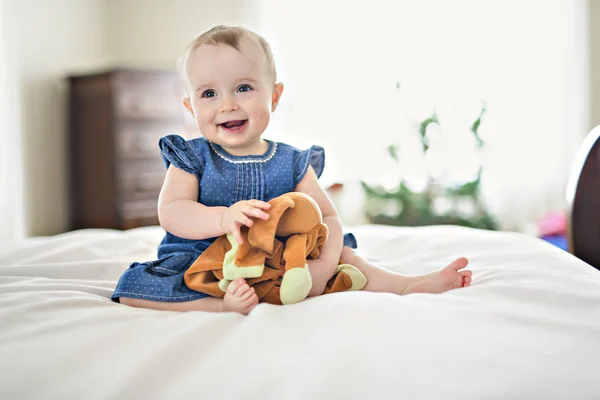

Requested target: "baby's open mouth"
[{"left": 219, "top": 120, "right": 247, "bottom": 129}]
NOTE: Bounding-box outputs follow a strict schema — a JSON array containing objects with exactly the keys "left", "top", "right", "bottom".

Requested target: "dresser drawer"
[
  {"left": 118, "top": 160, "right": 165, "bottom": 193},
  {"left": 116, "top": 123, "right": 183, "bottom": 160},
  {"left": 120, "top": 198, "right": 160, "bottom": 230},
  {"left": 113, "top": 71, "right": 185, "bottom": 120},
  {"left": 116, "top": 121, "right": 199, "bottom": 161}
]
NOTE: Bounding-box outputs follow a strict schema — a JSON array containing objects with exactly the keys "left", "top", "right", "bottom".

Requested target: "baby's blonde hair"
[{"left": 179, "top": 25, "right": 277, "bottom": 93}]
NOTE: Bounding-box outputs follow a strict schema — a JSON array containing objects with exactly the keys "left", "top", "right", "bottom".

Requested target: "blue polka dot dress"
[{"left": 111, "top": 134, "right": 357, "bottom": 303}]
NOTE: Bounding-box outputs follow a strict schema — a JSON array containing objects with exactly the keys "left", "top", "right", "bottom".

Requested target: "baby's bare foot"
[
  {"left": 403, "top": 257, "right": 472, "bottom": 295},
  {"left": 223, "top": 278, "right": 259, "bottom": 315}
]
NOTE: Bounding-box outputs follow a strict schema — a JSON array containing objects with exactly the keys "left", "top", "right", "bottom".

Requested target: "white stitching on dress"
[
  {"left": 152, "top": 266, "right": 179, "bottom": 274},
  {"left": 209, "top": 142, "right": 278, "bottom": 164}
]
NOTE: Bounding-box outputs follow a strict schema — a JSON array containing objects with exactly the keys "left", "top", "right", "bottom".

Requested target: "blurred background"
[{"left": 0, "top": 0, "right": 598, "bottom": 245}]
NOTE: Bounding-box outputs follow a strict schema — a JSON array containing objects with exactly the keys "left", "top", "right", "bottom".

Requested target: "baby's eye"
[
  {"left": 237, "top": 84, "right": 253, "bottom": 93},
  {"left": 201, "top": 89, "right": 216, "bottom": 98}
]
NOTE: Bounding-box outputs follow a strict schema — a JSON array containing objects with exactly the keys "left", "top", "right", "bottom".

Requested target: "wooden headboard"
[{"left": 566, "top": 125, "right": 600, "bottom": 271}]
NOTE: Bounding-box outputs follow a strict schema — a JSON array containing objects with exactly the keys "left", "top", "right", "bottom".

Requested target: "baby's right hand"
[
  {"left": 221, "top": 200, "right": 271, "bottom": 244},
  {"left": 223, "top": 278, "right": 259, "bottom": 315}
]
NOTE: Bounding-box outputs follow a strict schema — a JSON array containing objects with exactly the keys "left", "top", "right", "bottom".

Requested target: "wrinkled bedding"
[{"left": 1, "top": 225, "right": 599, "bottom": 399}]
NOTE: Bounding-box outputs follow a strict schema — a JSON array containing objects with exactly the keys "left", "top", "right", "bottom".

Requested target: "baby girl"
[{"left": 111, "top": 25, "right": 472, "bottom": 314}]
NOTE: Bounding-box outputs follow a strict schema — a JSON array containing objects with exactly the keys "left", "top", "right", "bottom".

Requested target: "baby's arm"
[
  {"left": 295, "top": 166, "right": 344, "bottom": 296},
  {"left": 158, "top": 164, "right": 226, "bottom": 239},
  {"left": 158, "top": 165, "right": 270, "bottom": 241}
]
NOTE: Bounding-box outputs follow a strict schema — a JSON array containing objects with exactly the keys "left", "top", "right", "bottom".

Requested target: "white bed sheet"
[{"left": 1, "top": 224, "right": 599, "bottom": 399}]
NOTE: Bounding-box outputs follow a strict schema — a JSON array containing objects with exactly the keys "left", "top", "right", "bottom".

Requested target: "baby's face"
[{"left": 182, "top": 36, "right": 282, "bottom": 155}]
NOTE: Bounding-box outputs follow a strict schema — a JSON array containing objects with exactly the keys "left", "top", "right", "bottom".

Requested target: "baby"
[{"left": 111, "top": 25, "right": 472, "bottom": 315}]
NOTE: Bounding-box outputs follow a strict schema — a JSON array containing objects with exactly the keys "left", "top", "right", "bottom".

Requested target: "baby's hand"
[
  {"left": 221, "top": 200, "right": 270, "bottom": 244},
  {"left": 223, "top": 278, "right": 259, "bottom": 315}
]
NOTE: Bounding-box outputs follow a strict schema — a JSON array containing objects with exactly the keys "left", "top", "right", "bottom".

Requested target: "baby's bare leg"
[
  {"left": 341, "top": 247, "right": 472, "bottom": 295},
  {"left": 119, "top": 278, "right": 258, "bottom": 314},
  {"left": 120, "top": 296, "right": 225, "bottom": 312}
]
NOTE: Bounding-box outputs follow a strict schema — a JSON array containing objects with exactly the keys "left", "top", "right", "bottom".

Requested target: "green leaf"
[
  {"left": 418, "top": 112, "right": 438, "bottom": 152},
  {"left": 471, "top": 102, "right": 486, "bottom": 148},
  {"left": 387, "top": 144, "right": 399, "bottom": 162}
]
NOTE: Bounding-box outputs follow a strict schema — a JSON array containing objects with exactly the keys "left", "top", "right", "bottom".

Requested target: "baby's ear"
[
  {"left": 182, "top": 97, "right": 194, "bottom": 117},
  {"left": 271, "top": 83, "right": 284, "bottom": 112}
]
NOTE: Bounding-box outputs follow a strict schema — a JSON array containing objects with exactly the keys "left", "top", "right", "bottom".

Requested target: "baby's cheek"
[
  {"left": 197, "top": 110, "right": 215, "bottom": 126},
  {"left": 196, "top": 112, "right": 216, "bottom": 136},
  {"left": 253, "top": 108, "right": 271, "bottom": 130}
]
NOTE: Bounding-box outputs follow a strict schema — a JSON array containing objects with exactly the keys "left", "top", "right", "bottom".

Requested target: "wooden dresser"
[{"left": 68, "top": 68, "right": 197, "bottom": 230}]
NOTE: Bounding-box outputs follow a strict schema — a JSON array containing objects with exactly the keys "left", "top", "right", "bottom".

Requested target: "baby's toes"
[
  {"left": 458, "top": 270, "right": 472, "bottom": 286},
  {"left": 246, "top": 292, "right": 258, "bottom": 305},
  {"left": 227, "top": 278, "right": 246, "bottom": 295},
  {"left": 240, "top": 287, "right": 256, "bottom": 302},
  {"left": 244, "top": 294, "right": 259, "bottom": 313},
  {"left": 249, "top": 292, "right": 259, "bottom": 304},
  {"left": 234, "top": 283, "right": 251, "bottom": 298}
]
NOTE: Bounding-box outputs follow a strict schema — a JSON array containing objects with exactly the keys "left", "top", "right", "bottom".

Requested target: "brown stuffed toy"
[{"left": 184, "top": 192, "right": 367, "bottom": 305}]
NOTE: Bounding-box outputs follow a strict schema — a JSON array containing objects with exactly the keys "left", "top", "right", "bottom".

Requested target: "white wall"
[
  {"left": 0, "top": 0, "right": 25, "bottom": 242},
  {"left": 257, "top": 0, "right": 592, "bottom": 231},
  {"left": 4, "top": 0, "right": 109, "bottom": 238},
  {"left": 105, "top": 0, "right": 255, "bottom": 69}
]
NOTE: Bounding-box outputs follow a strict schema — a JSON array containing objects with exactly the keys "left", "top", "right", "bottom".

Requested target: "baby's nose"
[{"left": 219, "top": 96, "right": 238, "bottom": 112}]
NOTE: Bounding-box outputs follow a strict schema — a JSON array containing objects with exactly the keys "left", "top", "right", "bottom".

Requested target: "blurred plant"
[{"left": 361, "top": 93, "right": 497, "bottom": 230}]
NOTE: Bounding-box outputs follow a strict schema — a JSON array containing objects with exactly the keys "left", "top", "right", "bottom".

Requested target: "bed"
[
  {"left": 2, "top": 126, "right": 600, "bottom": 399},
  {"left": 1, "top": 222, "right": 599, "bottom": 399}
]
